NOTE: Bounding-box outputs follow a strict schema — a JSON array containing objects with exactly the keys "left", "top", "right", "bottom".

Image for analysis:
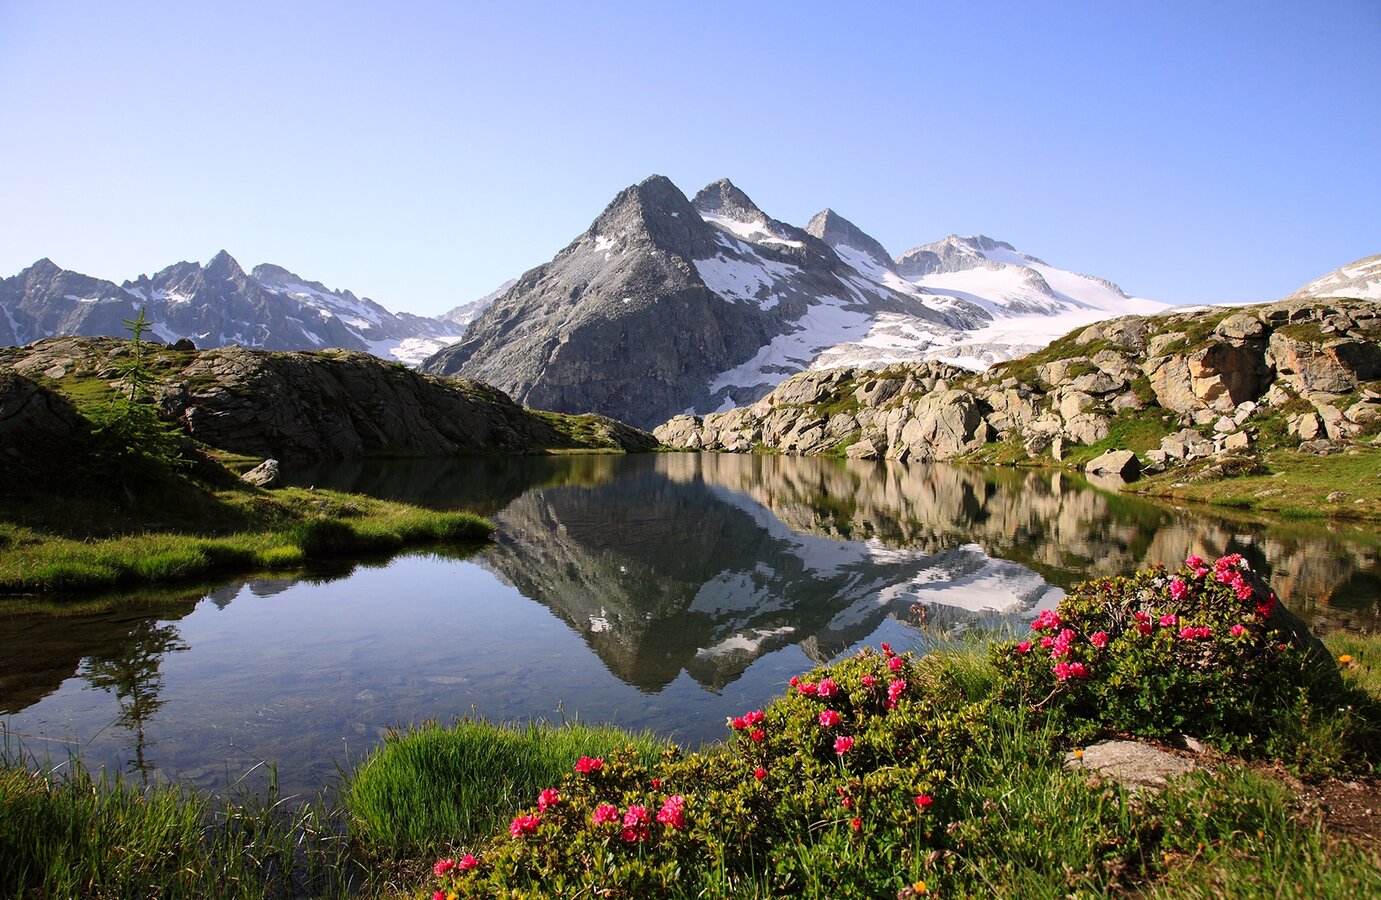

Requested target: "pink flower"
[
  {"left": 1032, "top": 609, "right": 1063, "bottom": 631},
  {"left": 1185, "top": 554, "right": 1204, "bottom": 569},
  {"left": 834, "top": 735, "right": 855, "bottom": 755},
  {"left": 656, "top": 795, "right": 687, "bottom": 830},
  {"left": 750, "top": 728, "right": 765, "bottom": 742},
  {"left": 591, "top": 803, "right": 620, "bottom": 825},
  {"left": 887, "top": 679, "right": 907, "bottom": 702},
  {"left": 753, "top": 766, "right": 767, "bottom": 782},
  {"left": 861, "top": 673, "right": 879, "bottom": 687},
  {"left": 1230, "top": 623, "right": 1246, "bottom": 637},
  {"left": 434, "top": 859, "right": 457, "bottom": 876},
  {"left": 850, "top": 817, "right": 862, "bottom": 831},
  {"left": 1256, "top": 596, "right": 1277, "bottom": 618},
  {"left": 1050, "top": 628, "right": 1076, "bottom": 659},
  {"left": 1015, "top": 640, "right": 1032, "bottom": 654},
  {"left": 1195, "top": 626, "right": 1212, "bottom": 639},
  {"left": 509, "top": 814, "right": 541, "bottom": 837},
  {"left": 574, "top": 756, "right": 603, "bottom": 774},
  {"left": 621, "top": 805, "right": 650, "bottom": 843},
  {"left": 458, "top": 854, "right": 479, "bottom": 871},
  {"left": 881, "top": 642, "right": 893, "bottom": 656},
  {"left": 1195, "top": 566, "right": 1210, "bottom": 579},
  {"left": 1040, "top": 635, "right": 1055, "bottom": 649},
  {"left": 1235, "top": 580, "right": 1254, "bottom": 601},
  {"left": 1089, "top": 631, "right": 1108, "bottom": 649},
  {"left": 798, "top": 681, "right": 819, "bottom": 696},
  {"left": 841, "top": 797, "right": 852, "bottom": 808},
  {"left": 819, "top": 709, "right": 842, "bottom": 728},
  {"left": 789, "top": 675, "right": 799, "bottom": 687},
  {"left": 1159, "top": 613, "right": 1178, "bottom": 628},
  {"left": 915, "top": 794, "right": 933, "bottom": 809},
  {"left": 1169, "top": 578, "right": 1188, "bottom": 602},
  {"left": 1179, "top": 625, "right": 1197, "bottom": 641},
  {"left": 816, "top": 678, "right": 839, "bottom": 698},
  {"left": 651, "top": 777, "right": 661, "bottom": 789},
  {"left": 433, "top": 891, "right": 446, "bottom": 900},
  {"left": 537, "top": 787, "right": 560, "bottom": 811},
  {"left": 730, "top": 716, "right": 747, "bottom": 730},
  {"left": 743, "top": 709, "right": 765, "bottom": 726},
  {"left": 1053, "top": 661, "right": 1089, "bottom": 681},
  {"left": 1137, "top": 622, "right": 1153, "bottom": 636},
  {"left": 888, "top": 656, "right": 904, "bottom": 672}
]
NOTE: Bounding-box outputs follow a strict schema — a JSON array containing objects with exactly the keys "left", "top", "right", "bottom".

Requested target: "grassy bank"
[
  {"left": 0, "top": 485, "right": 493, "bottom": 595},
  {"left": 345, "top": 720, "right": 671, "bottom": 856},
  {"left": 1130, "top": 446, "right": 1381, "bottom": 523}
]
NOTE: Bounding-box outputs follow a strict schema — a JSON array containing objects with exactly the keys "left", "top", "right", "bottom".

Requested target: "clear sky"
[{"left": 2, "top": 0, "right": 1378, "bottom": 317}]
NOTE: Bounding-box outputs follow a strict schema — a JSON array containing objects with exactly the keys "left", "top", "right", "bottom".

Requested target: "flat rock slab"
[{"left": 1064, "top": 739, "right": 1199, "bottom": 792}]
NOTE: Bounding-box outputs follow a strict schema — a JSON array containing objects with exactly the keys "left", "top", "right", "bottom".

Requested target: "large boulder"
[
  {"left": 1268, "top": 332, "right": 1381, "bottom": 395},
  {"left": 888, "top": 390, "right": 991, "bottom": 461},
  {"left": 0, "top": 373, "right": 90, "bottom": 494},
  {"left": 1084, "top": 449, "right": 1141, "bottom": 480}
]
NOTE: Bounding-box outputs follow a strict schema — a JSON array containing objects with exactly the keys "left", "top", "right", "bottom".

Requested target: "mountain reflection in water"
[{"left": 1, "top": 454, "right": 1375, "bottom": 795}]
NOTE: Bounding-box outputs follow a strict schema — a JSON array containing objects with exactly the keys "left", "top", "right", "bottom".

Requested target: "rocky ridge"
[
  {"left": 0, "top": 337, "right": 656, "bottom": 462},
  {"left": 0, "top": 253, "right": 463, "bottom": 367},
  {"left": 423, "top": 174, "right": 1158, "bottom": 428},
  {"left": 655, "top": 297, "right": 1381, "bottom": 472}
]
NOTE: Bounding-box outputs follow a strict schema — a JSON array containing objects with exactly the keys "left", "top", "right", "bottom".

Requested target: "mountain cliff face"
[
  {"left": 422, "top": 175, "right": 1162, "bottom": 427},
  {"left": 0, "top": 253, "right": 462, "bottom": 366}
]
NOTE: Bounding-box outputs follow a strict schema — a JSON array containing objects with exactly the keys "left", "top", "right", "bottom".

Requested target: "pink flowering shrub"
[
  {"left": 426, "top": 646, "right": 988, "bottom": 898},
  {"left": 993, "top": 555, "right": 1320, "bottom": 748}
]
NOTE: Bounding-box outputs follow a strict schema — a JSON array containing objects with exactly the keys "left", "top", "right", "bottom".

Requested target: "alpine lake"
[{"left": 3, "top": 453, "right": 1378, "bottom": 797}]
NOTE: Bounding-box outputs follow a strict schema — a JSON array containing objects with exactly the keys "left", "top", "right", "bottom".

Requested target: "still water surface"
[{"left": 2, "top": 454, "right": 1377, "bottom": 796}]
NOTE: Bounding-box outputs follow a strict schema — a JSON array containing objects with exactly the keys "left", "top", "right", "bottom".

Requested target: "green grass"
[
  {"left": 1133, "top": 447, "right": 1381, "bottom": 523},
  {"left": 344, "top": 719, "right": 671, "bottom": 856},
  {"left": 0, "top": 756, "right": 357, "bottom": 899},
  {"left": 0, "top": 488, "right": 493, "bottom": 594}
]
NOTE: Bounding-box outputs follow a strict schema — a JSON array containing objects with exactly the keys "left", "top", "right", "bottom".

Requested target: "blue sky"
[{"left": 2, "top": 0, "right": 1377, "bottom": 316}]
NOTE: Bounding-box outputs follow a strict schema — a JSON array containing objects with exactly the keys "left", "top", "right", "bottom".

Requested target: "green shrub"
[
  {"left": 990, "top": 554, "right": 1319, "bottom": 751},
  {"left": 426, "top": 648, "right": 992, "bottom": 898}
]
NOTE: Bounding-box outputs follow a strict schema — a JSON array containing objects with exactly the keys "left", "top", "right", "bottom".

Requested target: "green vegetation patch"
[
  {"left": 0, "top": 488, "right": 493, "bottom": 595},
  {"left": 345, "top": 720, "right": 671, "bottom": 856},
  {"left": 1133, "top": 447, "right": 1381, "bottom": 523}
]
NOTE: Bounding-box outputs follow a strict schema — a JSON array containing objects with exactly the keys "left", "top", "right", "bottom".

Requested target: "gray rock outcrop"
[{"left": 0, "top": 337, "right": 658, "bottom": 461}]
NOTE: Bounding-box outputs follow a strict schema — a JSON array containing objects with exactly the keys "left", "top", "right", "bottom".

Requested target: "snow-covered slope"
[
  {"left": 811, "top": 233, "right": 1166, "bottom": 373},
  {"left": 1288, "top": 253, "right": 1381, "bottom": 302}
]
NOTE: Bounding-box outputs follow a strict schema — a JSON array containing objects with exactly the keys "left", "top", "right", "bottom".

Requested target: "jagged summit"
[
  {"left": 806, "top": 208, "right": 895, "bottom": 271},
  {"left": 693, "top": 178, "right": 767, "bottom": 222}
]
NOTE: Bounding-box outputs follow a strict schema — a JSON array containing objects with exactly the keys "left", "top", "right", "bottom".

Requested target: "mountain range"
[
  {"left": 0, "top": 251, "right": 464, "bottom": 367},
  {"left": 421, "top": 175, "right": 1166, "bottom": 426},
  {"left": 4, "top": 175, "right": 1376, "bottom": 428}
]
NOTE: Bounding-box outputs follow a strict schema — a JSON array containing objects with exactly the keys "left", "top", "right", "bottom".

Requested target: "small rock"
[
  {"left": 1064, "top": 740, "right": 1198, "bottom": 792},
  {"left": 1223, "top": 431, "right": 1251, "bottom": 452},
  {"left": 240, "top": 458, "right": 281, "bottom": 488}
]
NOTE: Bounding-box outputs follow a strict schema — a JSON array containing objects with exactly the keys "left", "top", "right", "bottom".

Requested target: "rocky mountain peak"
[
  {"left": 896, "top": 234, "right": 1015, "bottom": 277},
  {"left": 692, "top": 178, "right": 767, "bottom": 223},
  {"left": 587, "top": 174, "right": 712, "bottom": 257},
  {"left": 805, "top": 208, "right": 896, "bottom": 271},
  {"left": 26, "top": 258, "right": 61, "bottom": 278},
  {"left": 204, "top": 249, "right": 246, "bottom": 281}
]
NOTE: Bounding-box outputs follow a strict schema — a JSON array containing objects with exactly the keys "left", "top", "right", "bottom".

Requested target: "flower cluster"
[
  {"left": 427, "top": 645, "right": 981, "bottom": 899},
  {"left": 994, "top": 553, "right": 1311, "bottom": 748}
]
